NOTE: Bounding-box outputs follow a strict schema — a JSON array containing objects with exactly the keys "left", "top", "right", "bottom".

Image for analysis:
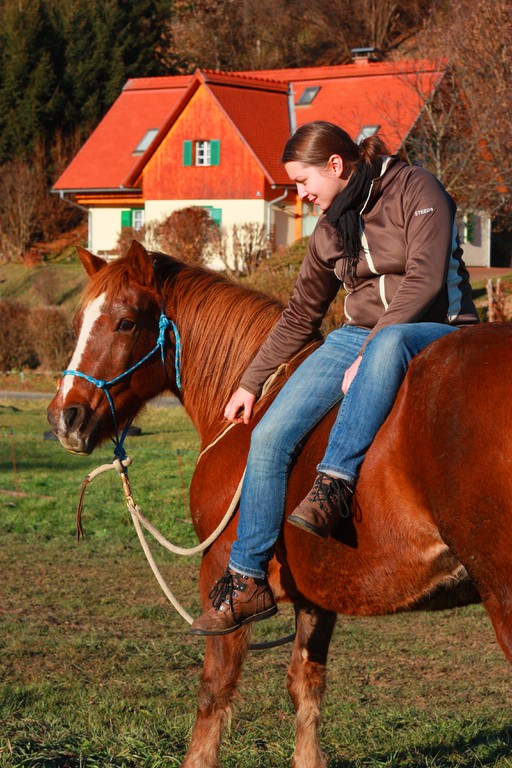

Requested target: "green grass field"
[{"left": 1, "top": 397, "right": 512, "bottom": 767}]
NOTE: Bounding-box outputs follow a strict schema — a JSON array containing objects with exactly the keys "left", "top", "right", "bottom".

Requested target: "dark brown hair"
[{"left": 281, "top": 120, "right": 389, "bottom": 168}]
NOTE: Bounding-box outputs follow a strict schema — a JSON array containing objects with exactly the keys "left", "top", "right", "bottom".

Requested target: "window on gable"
[
  {"left": 133, "top": 129, "right": 159, "bottom": 155},
  {"left": 183, "top": 139, "right": 220, "bottom": 167},
  {"left": 296, "top": 86, "right": 320, "bottom": 106},
  {"left": 196, "top": 140, "right": 210, "bottom": 166},
  {"left": 355, "top": 125, "right": 380, "bottom": 144}
]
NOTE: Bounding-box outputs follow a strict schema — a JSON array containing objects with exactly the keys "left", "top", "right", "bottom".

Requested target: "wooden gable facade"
[{"left": 139, "top": 73, "right": 291, "bottom": 202}]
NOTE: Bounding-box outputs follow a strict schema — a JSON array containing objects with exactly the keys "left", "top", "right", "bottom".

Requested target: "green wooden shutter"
[
  {"left": 210, "top": 139, "right": 220, "bottom": 166},
  {"left": 121, "top": 210, "right": 132, "bottom": 228},
  {"left": 465, "top": 213, "right": 475, "bottom": 243},
  {"left": 183, "top": 140, "right": 193, "bottom": 166},
  {"left": 210, "top": 207, "right": 222, "bottom": 226}
]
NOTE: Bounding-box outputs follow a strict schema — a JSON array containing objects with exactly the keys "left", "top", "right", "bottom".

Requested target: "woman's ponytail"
[{"left": 358, "top": 134, "right": 390, "bottom": 165}]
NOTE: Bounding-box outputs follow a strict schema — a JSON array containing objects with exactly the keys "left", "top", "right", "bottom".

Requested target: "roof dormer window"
[
  {"left": 133, "top": 128, "right": 159, "bottom": 155},
  {"left": 355, "top": 125, "right": 380, "bottom": 144},
  {"left": 296, "top": 86, "right": 320, "bottom": 106}
]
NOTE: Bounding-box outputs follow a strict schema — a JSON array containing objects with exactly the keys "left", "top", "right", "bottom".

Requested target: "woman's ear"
[{"left": 328, "top": 154, "right": 344, "bottom": 177}]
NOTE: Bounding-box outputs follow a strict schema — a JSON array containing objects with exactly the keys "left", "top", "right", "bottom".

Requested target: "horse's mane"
[{"left": 153, "top": 254, "right": 285, "bottom": 424}]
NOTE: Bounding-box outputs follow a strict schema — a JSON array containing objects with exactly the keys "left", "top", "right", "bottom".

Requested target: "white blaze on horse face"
[{"left": 61, "top": 293, "right": 107, "bottom": 401}]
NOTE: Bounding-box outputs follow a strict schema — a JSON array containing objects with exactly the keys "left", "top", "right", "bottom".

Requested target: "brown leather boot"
[
  {"left": 287, "top": 472, "right": 353, "bottom": 538},
  {"left": 190, "top": 567, "right": 277, "bottom": 636}
]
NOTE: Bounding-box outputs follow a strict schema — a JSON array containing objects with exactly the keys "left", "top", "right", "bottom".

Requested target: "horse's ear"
[
  {"left": 126, "top": 240, "right": 154, "bottom": 286},
  {"left": 76, "top": 246, "right": 107, "bottom": 277}
]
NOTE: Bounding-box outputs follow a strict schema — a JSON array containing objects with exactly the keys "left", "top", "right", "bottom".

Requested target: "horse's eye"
[{"left": 117, "top": 319, "right": 136, "bottom": 332}]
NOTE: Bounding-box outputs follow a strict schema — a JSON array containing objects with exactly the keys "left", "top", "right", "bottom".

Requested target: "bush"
[
  {"left": 114, "top": 207, "right": 218, "bottom": 265},
  {"left": 0, "top": 299, "right": 38, "bottom": 371},
  {"left": 29, "top": 305, "right": 74, "bottom": 371}
]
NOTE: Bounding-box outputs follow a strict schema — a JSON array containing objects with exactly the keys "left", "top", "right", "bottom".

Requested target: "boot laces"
[
  {"left": 208, "top": 570, "right": 238, "bottom": 612},
  {"left": 308, "top": 473, "right": 353, "bottom": 519}
]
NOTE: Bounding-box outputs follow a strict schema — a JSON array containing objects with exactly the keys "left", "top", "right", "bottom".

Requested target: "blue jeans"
[{"left": 229, "top": 323, "right": 457, "bottom": 579}]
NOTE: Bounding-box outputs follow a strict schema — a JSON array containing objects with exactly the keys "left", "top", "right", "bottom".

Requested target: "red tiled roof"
[
  {"left": 290, "top": 61, "right": 444, "bottom": 152},
  {"left": 54, "top": 59, "right": 445, "bottom": 193},
  {"left": 53, "top": 76, "right": 191, "bottom": 190},
  {"left": 202, "top": 72, "right": 292, "bottom": 186}
]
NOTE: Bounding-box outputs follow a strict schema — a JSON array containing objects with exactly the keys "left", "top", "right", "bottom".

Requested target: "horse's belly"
[{"left": 277, "top": 511, "right": 479, "bottom": 616}]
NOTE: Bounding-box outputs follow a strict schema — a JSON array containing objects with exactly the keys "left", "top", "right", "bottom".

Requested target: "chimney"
[{"left": 350, "top": 47, "right": 381, "bottom": 65}]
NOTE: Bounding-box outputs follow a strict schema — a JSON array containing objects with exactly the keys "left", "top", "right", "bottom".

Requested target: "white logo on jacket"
[{"left": 414, "top": 207, "right": 434, "bottom": 216}]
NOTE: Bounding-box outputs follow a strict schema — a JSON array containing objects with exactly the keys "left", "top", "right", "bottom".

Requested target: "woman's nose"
[{"left": 296, "top": 183, "right": 308, "bottom": 200}]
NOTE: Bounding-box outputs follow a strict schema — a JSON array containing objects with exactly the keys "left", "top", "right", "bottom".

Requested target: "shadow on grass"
[{"left": 329, "top": 723, "right": 512, "bottom": 767}]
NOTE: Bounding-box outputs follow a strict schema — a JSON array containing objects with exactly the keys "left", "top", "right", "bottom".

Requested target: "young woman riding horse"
[{"left": 191, "top": 120, "right": 479, "bottom": 637}]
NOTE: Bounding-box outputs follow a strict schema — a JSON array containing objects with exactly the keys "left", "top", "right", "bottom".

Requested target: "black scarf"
[{"left": 325, "top": 157, "right": 383, "bottom": 284}]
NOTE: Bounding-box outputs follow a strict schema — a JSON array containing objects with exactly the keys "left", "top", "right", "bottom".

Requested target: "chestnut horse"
[{"left": 48, "top": 241, "right": 512, "bottom": 768}]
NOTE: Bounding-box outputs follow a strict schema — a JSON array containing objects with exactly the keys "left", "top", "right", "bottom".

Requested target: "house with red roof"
[{"left": 53, "top": 55, "right": 490, "bottom": 266}]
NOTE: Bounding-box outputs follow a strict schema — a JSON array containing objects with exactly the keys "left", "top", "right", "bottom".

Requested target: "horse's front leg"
[
  {"left": 287, "top": 604, "right": 337, "bottom": 768},
  {"left": 181, "top": 628, "right": 250, "bottom": 768}
]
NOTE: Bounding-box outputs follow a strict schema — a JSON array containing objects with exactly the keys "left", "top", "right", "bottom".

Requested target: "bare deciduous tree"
[
  {"left": 0, "top": 161, "right": 44, "bottom": 262},
  {"left": 233, "top": 222, "right": 267, "bottom": 275},
  {"left": 167, "top": 0, "right": 434, "bottom": 71},
  {"left": 383, "top": 67, "right": 501, "bottom": 216},
  {"left": 413, "top": 0, "right": 512, "bottom": 225},
  {"left": 212, "top": 222, "right": 267, "bottom": 277}
]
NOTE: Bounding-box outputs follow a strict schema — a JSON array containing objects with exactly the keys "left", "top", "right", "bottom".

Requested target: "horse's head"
[{"left": 47, "top": 241, "right": 176, "bottom": 455}]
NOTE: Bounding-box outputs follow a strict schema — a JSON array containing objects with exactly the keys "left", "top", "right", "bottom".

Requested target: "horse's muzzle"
[{"left": 47, "top": 397, "right": 102, "bottom": 455}]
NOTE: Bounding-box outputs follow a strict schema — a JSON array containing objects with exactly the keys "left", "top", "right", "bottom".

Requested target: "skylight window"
[
  {"left": 355, "top": 125, "right": 380, "bottom": 144},
  {"left": 133, "top": 128, "right": 159, "bottom": 155},
  {"left": 296, "top": 86, "right": 320, "bottom": 106}
]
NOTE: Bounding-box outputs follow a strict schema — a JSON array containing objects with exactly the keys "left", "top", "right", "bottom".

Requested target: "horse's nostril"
[{"left": 63, "top": 405, "right": 84, "bottom": 430}]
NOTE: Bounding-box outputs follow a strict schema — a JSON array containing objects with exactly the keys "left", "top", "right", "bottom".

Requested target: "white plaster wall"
[
  {"left": 145, "top": 199, "right": 266, "bottom": 229},
  {"left": 90, "top": 208, "right": 123, "bottom": 255},
  {"left": 88, "top": 199, "right": 296, "bottom": 265},
  {"left": 460, "top": 214, "right": 491, "bottom": 267}
]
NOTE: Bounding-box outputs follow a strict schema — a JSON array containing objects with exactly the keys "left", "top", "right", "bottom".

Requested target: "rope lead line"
[{"left": 76, "top": 455, "right": 295, "bottom": 650}]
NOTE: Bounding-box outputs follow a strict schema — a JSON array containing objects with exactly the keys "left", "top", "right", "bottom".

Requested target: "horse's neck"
[{"left": 168, "top": 273, "right": 281, "bottom": 443}]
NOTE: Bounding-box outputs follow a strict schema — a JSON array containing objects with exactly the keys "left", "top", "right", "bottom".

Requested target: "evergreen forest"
[{"left": 0, "top": 0, "right": 510, "bottom": 261}]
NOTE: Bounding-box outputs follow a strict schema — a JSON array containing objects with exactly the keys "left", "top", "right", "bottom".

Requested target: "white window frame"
[
  {"left": 195, "top": 140, "right": 211, "bottom": 166},
  {"left": 132, "top": 209, "right": 145, "bottom": 231}
]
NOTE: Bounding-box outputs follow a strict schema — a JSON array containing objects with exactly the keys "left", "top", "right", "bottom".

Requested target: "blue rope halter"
[{"left": 62, "top": 309, "right": 181, "bottom": 460}]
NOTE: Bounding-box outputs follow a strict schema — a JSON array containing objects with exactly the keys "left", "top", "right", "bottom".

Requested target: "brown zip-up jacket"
[{"left": 241, "top": 157, "right": 479, "bottom": 396}]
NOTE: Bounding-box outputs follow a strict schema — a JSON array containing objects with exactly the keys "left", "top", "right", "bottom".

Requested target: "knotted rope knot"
[
  {"left": 113, "top": 442, "right": 128, "bottom": 462},
  {"left": 62, "top": 308, "right": 182, "bottom": 464},
  {"left": 113, "top": 456, "right": 132, "bottom": 474}
]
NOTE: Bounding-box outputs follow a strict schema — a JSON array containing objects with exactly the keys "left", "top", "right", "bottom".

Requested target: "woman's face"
[{"left": 285, "top": 156, "right": 351, "bottom": 212}]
